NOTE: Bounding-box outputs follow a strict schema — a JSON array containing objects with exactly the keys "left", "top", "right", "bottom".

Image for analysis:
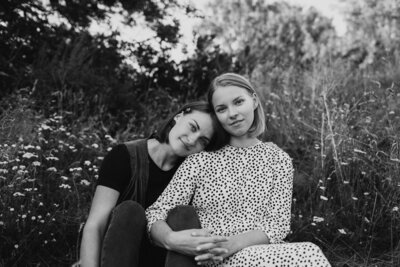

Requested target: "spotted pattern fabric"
[{"left": 146, "top": 142, "right": 331, "bottom": 266}]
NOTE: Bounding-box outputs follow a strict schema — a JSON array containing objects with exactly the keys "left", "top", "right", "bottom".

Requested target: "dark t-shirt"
[
  {"left": 97, "top": 144, "right": 180, "bottom": 208},
  {"left": 96, "top": 143, "right": 182, "bottom": 267}
]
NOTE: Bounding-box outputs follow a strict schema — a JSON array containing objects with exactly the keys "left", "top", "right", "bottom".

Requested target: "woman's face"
[
  {"left": 168, "top": 110, "right": 214, "bottom": 157},
  {"left": 212, "top": 85, "right": 256, "bottom": 137}
]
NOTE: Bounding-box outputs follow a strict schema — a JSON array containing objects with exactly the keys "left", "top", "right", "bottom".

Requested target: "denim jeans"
[{"left": 100, "top": 201, "right": 200, "bottom": 267}]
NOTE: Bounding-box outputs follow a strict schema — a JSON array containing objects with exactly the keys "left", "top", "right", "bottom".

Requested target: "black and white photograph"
[{"left": 0, "top": 0, "right": 399, "bottom": 266}]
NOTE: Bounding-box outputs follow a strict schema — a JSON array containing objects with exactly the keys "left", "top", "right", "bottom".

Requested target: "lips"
[
  {"left": 229, "top": 119, "right": 244, "bottom": 126},
  {"left": 179, "top": 138, "right": 190, "bottom": 150}
]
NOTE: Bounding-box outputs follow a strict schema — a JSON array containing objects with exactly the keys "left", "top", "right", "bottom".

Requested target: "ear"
[
  {"left": 174, "top": 112, "right": 183, "bottom": 122},
  {"left": 252, "top": 93, "right": 259, "bottom": 110}
]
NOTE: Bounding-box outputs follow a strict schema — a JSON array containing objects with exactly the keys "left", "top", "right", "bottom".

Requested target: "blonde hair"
[{"left": 207, "top": 73, "right": 266, "bottom": 137}]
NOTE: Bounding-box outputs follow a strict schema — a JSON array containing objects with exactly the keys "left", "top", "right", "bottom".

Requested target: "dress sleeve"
[
  {"left": 258, "top": 152, "right": 294, "bottom": 244},
  {"left": 145, "top": 154, "right": 200, "bottom": 233}
]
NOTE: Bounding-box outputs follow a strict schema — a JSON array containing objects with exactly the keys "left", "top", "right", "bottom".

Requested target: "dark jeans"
[{"left": 100, "top": 201, "right": 200, "bottom": 267}]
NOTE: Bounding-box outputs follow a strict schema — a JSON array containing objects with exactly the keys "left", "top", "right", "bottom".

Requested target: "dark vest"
[{"left": 117, "top": 139, "right": 149, "bottom": 206}]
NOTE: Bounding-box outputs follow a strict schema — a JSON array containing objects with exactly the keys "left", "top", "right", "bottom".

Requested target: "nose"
[
  {"left": 228, "top": 106, "right": 238, "bottom": 119},
  {"left": 187, "top": 132, "right": 200, "bottom": 146}
]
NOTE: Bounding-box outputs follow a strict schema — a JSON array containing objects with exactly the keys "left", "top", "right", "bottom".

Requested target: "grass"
[{"left": 0, "top": 59, "right": 399, "bottom": 266}]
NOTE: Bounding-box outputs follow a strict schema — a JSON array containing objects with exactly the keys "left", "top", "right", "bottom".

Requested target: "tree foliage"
[
  {"left": 341, "top": 0, "right": 400, "bottom": 68},
  {"left": 200, "top": 0, "right": 336, "bottom": 74}
]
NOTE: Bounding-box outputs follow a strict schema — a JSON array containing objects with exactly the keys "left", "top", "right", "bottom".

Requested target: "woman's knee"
[
  {"left": 110, "top": 200, "right": 145, "bottom": 228},
  {"left": 166, "top": 205, "right": 201, "bottom": 231}
]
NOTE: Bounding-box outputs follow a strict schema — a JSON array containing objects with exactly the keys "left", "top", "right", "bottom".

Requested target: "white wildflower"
[
  {"left": 393, "top": 207, "right": 399, "bottom": 212},
  {"left": 320, "top": 196, "right": 328, "bottom": 201},
  {"left": 32, "top": 161, "right": 41, "bottom": 166},
  {"left": 338, "top": 229, "right": 347, "bottom": 234},
  {"left": 313, "top": 216, "right": 325, "bottom": 223},
  {"left": 22, "top": 152, "right": 37, "bottom": 159},
  {"left": 80, "top": 179, "right": 90, "bottom": 186},
  {"left": 59, "top": 184, "right": 71, "bottom": 189},
  {"left": 40, "top": 124, "right": 52, "bottom": 130},
  {"left": 47, "top": 167, "right": 57, "bottom": 172}
]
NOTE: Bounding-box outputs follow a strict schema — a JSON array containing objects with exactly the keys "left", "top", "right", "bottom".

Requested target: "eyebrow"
[
  {"left": 193, "top": 120, "right": 200, "bottom": 130},
  {"left": 214, "top": 96, "right": 244, "bottom": 108}
]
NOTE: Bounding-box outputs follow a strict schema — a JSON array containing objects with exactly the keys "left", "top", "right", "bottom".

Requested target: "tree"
[
  {"left": 341, "top": 0, "right": 400, "bottom": 68},
  {"left": 199, "top": 0, "right": 337, "bottom": 75}
]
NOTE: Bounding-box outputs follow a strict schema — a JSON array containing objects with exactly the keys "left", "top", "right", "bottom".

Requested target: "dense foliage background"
[{"left": 0, "top": 0, "right": 399, "bottom": 266}]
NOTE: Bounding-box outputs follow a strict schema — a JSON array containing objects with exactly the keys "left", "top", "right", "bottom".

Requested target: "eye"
[
  {"left": 189, "top": 124, "right": 196, "bottom": 132},
  {"left": 234, "top": 98, "right": 244, "bottom": 105},
  {"left": 215, "top": 106, "right": 226, "bottom": 113}
]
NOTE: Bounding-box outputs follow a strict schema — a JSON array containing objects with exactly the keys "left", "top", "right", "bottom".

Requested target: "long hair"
[{"left": 207, "top": 73, "right": 266, "bottom": 137}]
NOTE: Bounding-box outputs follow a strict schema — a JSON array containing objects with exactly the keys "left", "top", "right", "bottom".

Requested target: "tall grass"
[
  {"left": 0, "top": 57, "right": 399, "bottom": 266},
  {"left": 254, "top": 57, "right": 400, "bottom": 266}
]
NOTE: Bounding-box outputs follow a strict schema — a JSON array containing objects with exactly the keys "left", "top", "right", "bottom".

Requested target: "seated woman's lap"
[{"left": 207, "top": 242, "right": 331, "bottom": 267}]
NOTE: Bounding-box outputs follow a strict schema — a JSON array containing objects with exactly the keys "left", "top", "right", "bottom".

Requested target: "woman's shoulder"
[
  {"left": 185, "top": 146, "right": 228, "bottom": 161},
  {"left": 260, "top": 142, "right": 292, "bottom": 161}
]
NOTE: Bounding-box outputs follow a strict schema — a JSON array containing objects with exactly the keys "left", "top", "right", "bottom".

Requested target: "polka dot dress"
[{"left": 146, "top": 142, "right": 331, "bottom": 266}]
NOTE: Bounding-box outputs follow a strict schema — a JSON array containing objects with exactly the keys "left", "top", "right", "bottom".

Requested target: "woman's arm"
[
  {"left": 151, "top": 220, "right": 228, "bottom": 256},
  {"left": 146, "top": 155, "right": 228, "bottom": 257},
  {"left": 261, "top": 153, "right": 293, "bottom": 243},
  {"left": 80, "top": 186, "right": 119, "bottom": 267}
]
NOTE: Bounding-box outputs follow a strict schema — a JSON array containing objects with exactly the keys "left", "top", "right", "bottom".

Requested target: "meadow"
[
  {"left": 1, "top": 0, "right": 400, "bottom": 266},
  {"left": 0, "top": 56, "right": 399, "bottom": 266}
]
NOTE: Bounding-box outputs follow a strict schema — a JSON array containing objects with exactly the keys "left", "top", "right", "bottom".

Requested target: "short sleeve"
[
  {"left": 145, "top": 154, "right": 201, "bottom": 233},
  {"left": 97, "top": 144, "right": 131, "bottom": 193},
  {"left": 257, "top": 152, "right": 293, "bottom": 244}
]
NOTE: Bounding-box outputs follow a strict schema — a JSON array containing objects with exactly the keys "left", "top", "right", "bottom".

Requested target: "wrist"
[
  {"left": 229, "top": 235, "right": 243, "bottom": 254},
  {"left": 164, "top": 231, "right": 175, "bottom": 251}
]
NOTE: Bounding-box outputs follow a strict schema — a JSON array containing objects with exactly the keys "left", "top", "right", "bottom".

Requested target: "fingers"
[
  {"left": 195, "top": 254, "right": 224, "bottom": 265},
  {"left": 208, "top": 247, "right": 228, "bottom": 256},
  {"left": 191, "top": 229, "right": 212, "bottom": 237},
  {"left": 196, "top": 242, "right": 228, "bottom": 252}
]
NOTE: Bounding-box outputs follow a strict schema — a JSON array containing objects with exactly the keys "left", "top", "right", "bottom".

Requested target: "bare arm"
[
  {"left": 150, "top": 220, "right": 228, "bottom": 256},
  {"left": 195, "top": 230, "right": 269, "bottom": 264},
  {"left": 80, "top": 186, "right": 119, "bottom": 267}
]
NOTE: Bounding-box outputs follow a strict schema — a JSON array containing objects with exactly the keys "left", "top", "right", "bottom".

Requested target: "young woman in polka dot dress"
[{"left": 146, "top": 73, "right": 331, "bottom": 266}]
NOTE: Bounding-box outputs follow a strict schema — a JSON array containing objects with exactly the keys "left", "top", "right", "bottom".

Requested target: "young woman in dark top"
[{"left": 79, "top": 101, "right": 229, "bottom": 267}]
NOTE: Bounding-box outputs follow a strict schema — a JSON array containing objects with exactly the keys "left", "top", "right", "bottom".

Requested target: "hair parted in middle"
[
  {"left": 154, "top": 101, "right": 229, "bottom": 152},
  {"left": 207, "top": 73, "right": 266, "bottom": 137}
]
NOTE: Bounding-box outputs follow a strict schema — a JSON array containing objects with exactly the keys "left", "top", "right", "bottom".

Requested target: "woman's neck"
[
  {"left": 229, "top": 135, "right": 260, "bottom": 148},
  {"left": 147, "top": 138, "right": 180, "bottom": 171}
]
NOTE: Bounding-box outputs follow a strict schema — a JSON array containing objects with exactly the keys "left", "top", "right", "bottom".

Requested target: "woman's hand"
[
  {"left": 166, "top": 228, "right": 229, "bottom": 257},
  {"left": 194, "top": 236, "right": 238, "bottom": 265},
  {"left": 194, "top": 230, "right": 270, "bottom": 265}
]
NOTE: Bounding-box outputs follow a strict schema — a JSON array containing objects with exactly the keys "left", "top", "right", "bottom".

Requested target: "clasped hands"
[{"left": 167, "top": 228, "right": 234, "bottom": 265}]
